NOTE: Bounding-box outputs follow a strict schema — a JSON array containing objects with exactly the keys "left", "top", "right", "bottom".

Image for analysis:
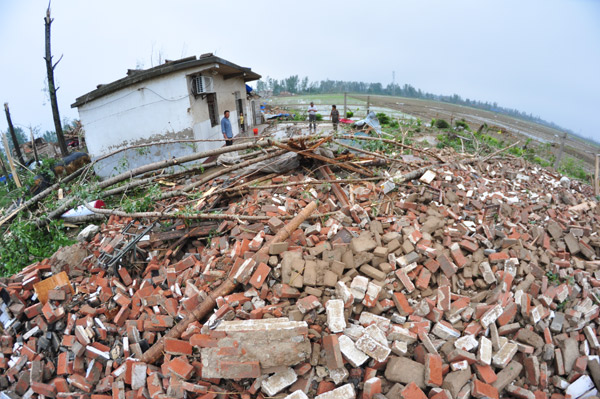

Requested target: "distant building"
[{"left": 71, "top": 54, "right": 261, "bottom": 178}]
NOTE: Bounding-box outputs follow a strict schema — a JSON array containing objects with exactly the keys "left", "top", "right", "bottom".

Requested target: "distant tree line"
[{"left": 256, "top": 75, "right": 577, "bottom": 138}]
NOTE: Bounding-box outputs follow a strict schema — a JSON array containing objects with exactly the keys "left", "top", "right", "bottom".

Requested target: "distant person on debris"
[
  {"left": 308, "top": 102, "right": 318, "bottom": 131},
  {"left": 239, "top": 112, "right": 245, "bottom": 133},
  {"left": 330, "top": 105, "right": 340, "bottom": 131},
  {"left": 221, "top": 110, "right": 233, "bottom": 146}
]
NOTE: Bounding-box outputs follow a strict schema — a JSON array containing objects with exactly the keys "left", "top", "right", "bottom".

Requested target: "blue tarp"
[{"left": 246, "top": 84, "right": 253, "bottom": 93}]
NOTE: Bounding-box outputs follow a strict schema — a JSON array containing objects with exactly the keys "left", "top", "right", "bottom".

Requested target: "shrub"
[
  {"left": 376, "top": 113, "right": 390, "bottom": 125},
  {"left": 455, "top": 119, "right": 470, "bottom": 130},
  {"left": 315, "top": 114, "right": 323, "bottom": 121},
  {"left": 0, "top": 219, "right": 74, "bottom": 276},
  {"left": 346, "top": 111, "right": 354, "bottom": 118},
  {"left": 389, "top": 120, "right": 399, "bottom": 128},
  {"left": 435, "top": 119, "right": 450, "bottom": 129}
]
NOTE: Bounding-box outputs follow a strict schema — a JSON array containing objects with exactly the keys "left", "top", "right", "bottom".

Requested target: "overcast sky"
[{"left": 0, "top": 0, "right": 598, "bottom": 141}]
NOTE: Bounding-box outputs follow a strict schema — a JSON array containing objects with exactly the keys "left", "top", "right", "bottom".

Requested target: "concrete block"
[{"left": 385, "top": 356, "right": 425, "bottom": 389}]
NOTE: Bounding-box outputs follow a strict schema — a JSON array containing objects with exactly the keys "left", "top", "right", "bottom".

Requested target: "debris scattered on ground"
[{"left": 0, "top": 129, "right": 599, "bottom": 399}]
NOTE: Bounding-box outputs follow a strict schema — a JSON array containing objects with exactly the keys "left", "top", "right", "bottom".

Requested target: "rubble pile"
[{"left": 1, "top": 145, "right": 600, "bottom": 399}]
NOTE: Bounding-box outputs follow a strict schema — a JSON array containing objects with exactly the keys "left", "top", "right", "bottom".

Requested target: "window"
[{"left": 207, "top": 93, "right": 218, "bottom": 127}]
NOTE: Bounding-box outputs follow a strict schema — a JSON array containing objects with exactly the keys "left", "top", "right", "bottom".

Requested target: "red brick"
[
  {"left": 472, "top": 379, "right": 498, "bottom": 399},
  {"left": 165, "top": 338, "right": 193, "bottom": 355},
  {"left": 322, "top": 334, "right": 343, "bottom": 369},
  {"left": 393, "top": 292, "right": 414, "bottom": 315},
  {"left": 401, "top": 382, "right": 427, "bottom": 399},
  {"left": 425, "top": 353, "right": 443, "bottom": 387},
  {"left": 474, "top": 363, "right": 497, "bottom": 384},
  {"left": 249, "top": 262, "right": 271, "bottom": 289},
  {"left": 190, "top": 334, "right": 218, "bottom": 348},
  {"left": 168, "top": 356, "right": 195, "bottom": 379},
  {"left": 31, "top": 381, "right": 57, "bottom": 398},
  {"left": 497, "top": 302, "right": 517, "bottom": 326},
  {"left": 57, "top": 351, "right": 69, "bottom": 375},
  {"left": 363, "top": 377, "right": 382, "bottom": 399}
]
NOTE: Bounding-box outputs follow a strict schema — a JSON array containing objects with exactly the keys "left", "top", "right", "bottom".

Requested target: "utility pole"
[
  {"left": 3, "top": 103, "right": 25, "bottom": 166},
  {"left": 343, "top": 92, "right": 347, "bottom": 120},
  {"left": 553, "top": 132, "right": 567, "bottom": 170},
  {"left": 44, "top": 3, "right": 69, "bottom": 157}
]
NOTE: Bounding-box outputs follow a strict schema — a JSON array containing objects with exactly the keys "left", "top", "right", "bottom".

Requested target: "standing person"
[
  {"left": 308, "top": 102, "right": 318, "bottom": 131},
  {"left": 239, "top": 112, "right": 245, "bottom": 133},
  {"left": 330, "top": 105, "right": 340, "bottom": 131},
  {"left": 221, "top": 110, "right": 233, "bottom": 146}
]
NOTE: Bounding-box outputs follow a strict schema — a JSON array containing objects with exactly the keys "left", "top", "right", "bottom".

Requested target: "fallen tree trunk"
[
  {"left": 140, "top": 201, "right": 318, "bottom": 364},
  {"left": 35, "top": 135, "right": 320, "bottom": 228}
]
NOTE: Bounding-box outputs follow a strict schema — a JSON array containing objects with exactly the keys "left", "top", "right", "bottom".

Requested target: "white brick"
[
  {"left": 350, "top": 276, "right": 369, "bottom": 301},
  {"left": 315, "top": 383, "right": 356, "bottom": 399},
  {"left": 565, "top": 375, "right": 595, "bottom": 399},
  {"left": 391, "top": 340, "right": 408, "bottom": 356},
  {"left": 336, "top": 281, "right": 354, "bottom": 306},
  {"left": 480, "top": 304, "right": 503, "bottom": 328},
  {"left": 355, "top": 333, "right": 391, "bottom": 362},
  {"left": 358, "top": 312, "right": 391, "bottom": 332},
  {"left": 338, "top": 335, "right": 369, "bottom": 367},
  {"left": 455, "top": 334, "right": 478, "bottom": 352},
  {"left": 363, "top": 324, "right": 388, "bottom": 347},
  {"left": 326, "top": 299, "right": 346, "bottom": 333},
  {"left": 284, "top": 391, "right": 309, "bottom": 399},
  {"left": 388, "top": 325, "right": 417, "bottom": 344},
  {"left": 432, "top": 322, "right": 461, "bottom": 340},
  {"left": 478, "top": 336, "right": 493, "bottom": 366},
  {"left": 329, "top": 367, "right": 349, "bottom": 385},
  {"left": 261, "top": 368, "right": 297, "bottom": 396},
  {"left": 131, "top": 362, "right": 147, "bottom": 390},
  {"left": 492, "top": 341, "right": 518, "bottom": 368}
]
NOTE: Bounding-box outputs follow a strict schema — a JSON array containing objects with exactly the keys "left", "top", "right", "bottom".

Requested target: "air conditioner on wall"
[{"left": 194, "top": 76, "right": 214, "bottom": 94}]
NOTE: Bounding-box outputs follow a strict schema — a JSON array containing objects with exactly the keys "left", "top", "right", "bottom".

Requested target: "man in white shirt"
[{"left": 307, "top": 102, "right": 318, "bottom": 131}]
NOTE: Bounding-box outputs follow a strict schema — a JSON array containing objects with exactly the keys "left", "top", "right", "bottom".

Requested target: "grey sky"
[{"left": 1, "top": 0, "right": 598, "bottom": 141}]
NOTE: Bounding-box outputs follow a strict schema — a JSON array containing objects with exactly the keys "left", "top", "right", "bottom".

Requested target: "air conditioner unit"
[{"left": 194, "top": 76, "right": 214, "bottom": 94}]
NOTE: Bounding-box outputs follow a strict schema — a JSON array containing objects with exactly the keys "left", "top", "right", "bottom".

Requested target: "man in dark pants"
[
  {"left": 221, "top": 110, "right": 233, "bottom": 146},
  {"left": 308, "top": 102, "right": 317, "bottom": 131},
  {"left": 330, "top": 105, "right": 340, "bottom": 131}
]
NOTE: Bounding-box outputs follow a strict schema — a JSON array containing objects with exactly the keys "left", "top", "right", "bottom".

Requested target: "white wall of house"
[{"left": 78, "top": 66, "right": 253, "bottom": 178}]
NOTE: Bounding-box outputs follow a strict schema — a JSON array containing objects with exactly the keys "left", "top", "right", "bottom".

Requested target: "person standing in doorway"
[
  {"left": 308, "top": 102, "right": 318, "bottom": 131},
  {"left": 221, "top": 110, "right": 233, "bottom": 146},
  {"left": 330, "top": 105, "right": 340, "bottom": 132},
  {"left": 239, "top": 112, "right": 245, "bottom": 133}
]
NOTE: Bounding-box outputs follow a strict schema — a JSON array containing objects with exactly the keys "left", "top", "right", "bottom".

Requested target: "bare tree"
[
  {"left": 44, "top": 2, "right": 68, "bottom": 157},
  {"left": 3, "top": 103, "right": 25, "bottom": 165}
]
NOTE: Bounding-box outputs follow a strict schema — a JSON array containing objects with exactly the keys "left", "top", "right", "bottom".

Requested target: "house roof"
[{"left": 71, "top": 55, "right": 261, "bottom": 108}]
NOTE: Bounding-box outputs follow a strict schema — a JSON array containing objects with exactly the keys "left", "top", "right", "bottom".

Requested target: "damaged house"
[{"left": 71, "top": 54, "right": 261, "bottom": 178}]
